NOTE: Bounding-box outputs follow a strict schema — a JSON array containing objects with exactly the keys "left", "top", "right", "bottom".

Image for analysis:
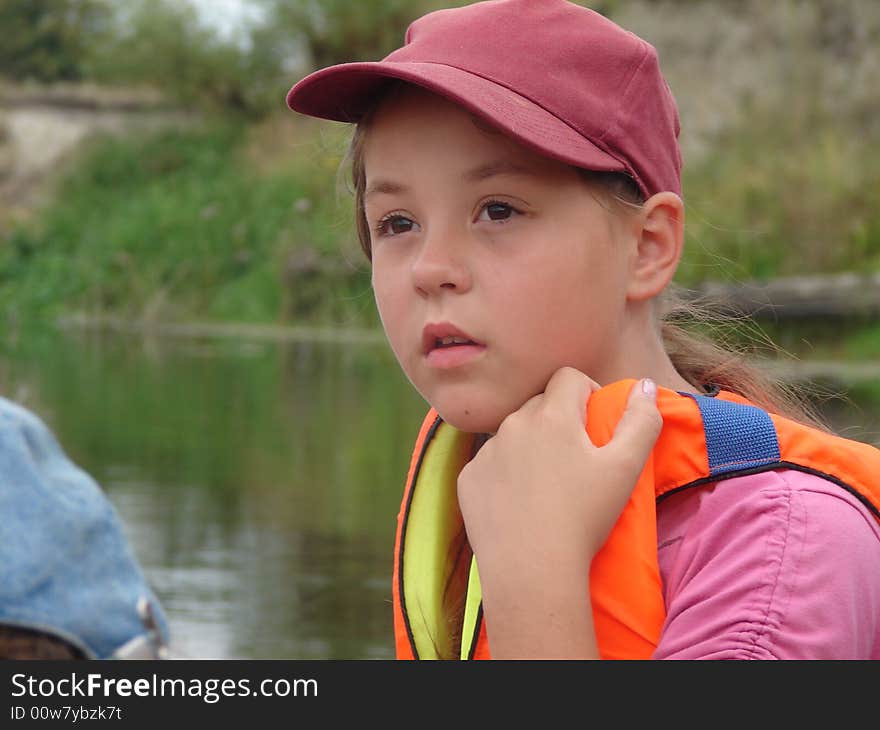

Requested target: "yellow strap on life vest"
[
  {"left": 460, "top": 557, "right": 482, "bottom": 660},
  {"left": 401, "top": 423, "right": 474, "bottom": 659}
]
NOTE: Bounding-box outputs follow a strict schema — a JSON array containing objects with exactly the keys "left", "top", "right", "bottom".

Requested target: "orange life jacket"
[{"left": 392, "top": 379, "right": 880, "bottom": 660}]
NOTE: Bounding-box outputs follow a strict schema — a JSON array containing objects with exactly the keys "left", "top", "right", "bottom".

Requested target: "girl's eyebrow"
[
  {"left": 364, "top": 179, "right": 407, "bottom": 200},
  {"left": 365, "top": 160, "right": 538, "bottom": 199},
  {"left": 462, "top": 160, "right": 539, "bottom": 183}
]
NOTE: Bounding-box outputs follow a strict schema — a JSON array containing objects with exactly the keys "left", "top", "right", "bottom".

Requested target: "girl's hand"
[{"left": 456, "top": 367, "right": 662, "bottom": 658}]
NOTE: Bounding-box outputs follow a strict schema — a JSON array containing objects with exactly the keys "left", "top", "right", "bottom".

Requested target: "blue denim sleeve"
[{"left": 0, "top": 396, "right": 170, "bottom": 659}]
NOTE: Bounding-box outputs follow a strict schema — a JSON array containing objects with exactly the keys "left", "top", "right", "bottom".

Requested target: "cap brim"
[{"left": 286, "top": 61, "right": 630, "bottom": 181}]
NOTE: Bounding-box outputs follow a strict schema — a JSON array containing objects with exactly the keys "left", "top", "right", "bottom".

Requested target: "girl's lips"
[
  {"left": 425, "top": 343, "right": 487, "bottom": 369},
  {"left": 421, "top": 322, "right": 483, "bottom": 355},
  {"left": 421, "top": 321, "right": 486, "bottom": 368}
]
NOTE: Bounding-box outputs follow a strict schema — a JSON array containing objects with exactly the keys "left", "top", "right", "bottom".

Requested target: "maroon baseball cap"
[{"left": 286, "top": 0, "right": 682, "bottom": 199}]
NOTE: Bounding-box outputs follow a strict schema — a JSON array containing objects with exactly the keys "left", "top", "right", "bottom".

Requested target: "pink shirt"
[{"left": 653, "top": 469, "right": 880, "bottom": 659}]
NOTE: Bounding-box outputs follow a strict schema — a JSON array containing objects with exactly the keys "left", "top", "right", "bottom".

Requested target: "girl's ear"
[{"left": 626, "top": 192, "right": 685, "bottom": 301}]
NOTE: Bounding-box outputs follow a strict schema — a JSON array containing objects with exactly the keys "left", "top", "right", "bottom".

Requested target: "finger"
[
  {"left": 607, "top": 378, "right": 663, "bottom": 478},
  {"left": 542, "top": 366, "right": 601, "bottom": 426}
]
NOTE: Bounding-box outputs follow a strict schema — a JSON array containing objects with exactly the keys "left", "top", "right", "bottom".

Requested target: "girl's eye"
[
  {"left": 478, "top": 201, "right": 519, "bottom": 222},
  {"left": 376, "top": 214, "right": 418, "bottom": 237}
]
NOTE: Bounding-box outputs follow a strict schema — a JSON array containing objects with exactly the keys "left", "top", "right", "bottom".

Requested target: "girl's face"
[{"left": 364, "top": 88, "right": 638, "bottom": 434}]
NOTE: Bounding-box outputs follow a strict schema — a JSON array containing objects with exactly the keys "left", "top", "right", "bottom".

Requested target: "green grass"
[
  {"left": 677, "top": 101, "right": 880, "bottom": 285},
  {"left": 0, "top": 117, "right": 373, "bottom": 328}
]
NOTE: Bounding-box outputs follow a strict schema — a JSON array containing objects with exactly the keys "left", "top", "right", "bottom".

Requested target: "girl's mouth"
[
  {"left": 425, "top": 342, "right": 487, "bottom": 369},
  {"left": 422, "top": 323, "right": 486, "bottom": 369}
]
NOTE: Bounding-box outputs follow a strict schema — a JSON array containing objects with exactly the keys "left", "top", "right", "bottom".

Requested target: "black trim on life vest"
[
  {"left": 656, "top": 460, "right": 880, "bottom": 521},
  {"left": 397, "top": 414, "right": 444, "bottom": 660},
  {"left": 466, "top": 603, "right": 484, "bottom": 660}
]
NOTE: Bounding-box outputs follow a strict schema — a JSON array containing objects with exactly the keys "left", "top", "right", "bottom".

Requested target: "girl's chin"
[
  {"left": 412, "top": 380, "right": 521, "bottom": 434},
  {"left": 431, "top": 402, "right": 505, "bottom": 435}
]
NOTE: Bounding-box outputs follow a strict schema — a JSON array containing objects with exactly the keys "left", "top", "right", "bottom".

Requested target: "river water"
[{"left": 1, "top": 326, "right": 877, "bottom": 659}]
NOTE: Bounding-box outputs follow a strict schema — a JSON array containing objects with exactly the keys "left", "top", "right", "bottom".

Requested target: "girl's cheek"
[{"left": 371, "top": 270, "right": 406, "bottom": 338}]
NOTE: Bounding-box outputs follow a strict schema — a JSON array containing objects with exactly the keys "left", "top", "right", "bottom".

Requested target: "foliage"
[
  {"left": 0, "top": 0, "right": 108, "bottom": 82},
  {"left": 0, "top": 118, "right": 370, "bottom": 327},
  {"left": 257, "top": 0, "right": 469, "bottom": 69},
  {"left": 84, "top": 0, "right": 278, "bottom": 116},
  {"left": 677, "top": 76, "right": 880, "bottom": 285},
  {"left": 258, "top": 0, "right": 627, "bottom": 70}
]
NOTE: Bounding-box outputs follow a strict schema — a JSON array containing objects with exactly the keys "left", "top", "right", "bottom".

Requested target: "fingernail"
[{"left": 641, "top": 378, "right": 657, "bottom": 399}]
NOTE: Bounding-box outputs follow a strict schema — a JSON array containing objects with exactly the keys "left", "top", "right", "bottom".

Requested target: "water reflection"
[
  {"left": 1, "top": 326, "right": 877, "bottom": 658},
  {"left": 0, "top": 326, "right": 428, "bottom": 659}
]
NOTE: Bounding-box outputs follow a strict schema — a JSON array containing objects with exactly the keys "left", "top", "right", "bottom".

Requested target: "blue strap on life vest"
[{"left": 682, "top": 393, "right": 781, "bottom": 477}]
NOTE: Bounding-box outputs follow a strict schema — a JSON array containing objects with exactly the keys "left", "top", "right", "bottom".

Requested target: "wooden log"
[
  {"left": 687, "top": 272, "right": 880, "bottom": 319},
  {"left": 757, "top": 358, "right": 880, "bottom": 385}
]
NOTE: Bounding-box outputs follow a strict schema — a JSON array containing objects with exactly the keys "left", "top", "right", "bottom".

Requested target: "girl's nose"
[{"left": 411, "top": 230, "right": 473, "bottom": 296}]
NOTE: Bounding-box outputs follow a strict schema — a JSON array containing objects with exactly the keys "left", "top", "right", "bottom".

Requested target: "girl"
[{"left": 286, "top": 0, "right": 880, "bottom": 659}]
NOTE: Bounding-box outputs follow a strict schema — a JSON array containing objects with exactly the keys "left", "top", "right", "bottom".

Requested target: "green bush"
[
  {"left": 0, "top": 119, "right": 370, "bottom": 327},
  {"left": 0, "top": 0, "right": 106, "bottom": 82}
]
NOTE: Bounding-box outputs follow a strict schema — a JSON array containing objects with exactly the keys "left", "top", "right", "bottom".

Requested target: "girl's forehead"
[
  {"left": 363, "top": 87, "right": 568, "bottom": 178},
  {"left": 368, "top": 87, "right": 498, "bottom": 142}
]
